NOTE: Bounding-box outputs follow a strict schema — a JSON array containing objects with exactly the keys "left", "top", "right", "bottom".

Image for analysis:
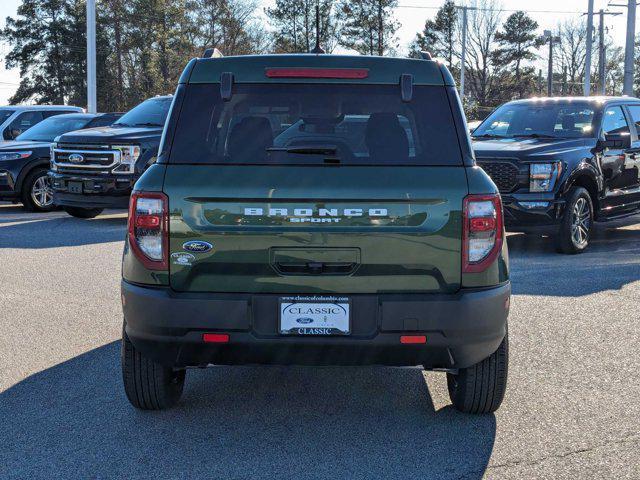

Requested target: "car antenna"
[{"left": 310, "top": 4, "right": 325, "bottom": 54}]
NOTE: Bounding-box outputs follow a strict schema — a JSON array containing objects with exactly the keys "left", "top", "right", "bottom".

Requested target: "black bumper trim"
[
  {"left": 53, "top": 191, "right": 130, "bottom": 209},
  {"left": 122, "top": 281, "right": 510, "bottom": 369}
]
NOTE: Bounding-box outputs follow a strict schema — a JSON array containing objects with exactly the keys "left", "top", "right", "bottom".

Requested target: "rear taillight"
[
  {"left": 462, "top": 194, "right": 503, "bottom": 273},
  {"left": 128, "top": 192, "right": 168, "bottom": 270}
]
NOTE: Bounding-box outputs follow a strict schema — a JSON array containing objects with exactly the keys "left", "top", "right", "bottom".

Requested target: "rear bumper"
[{"left": 122, "top": 281, "right": 511, "bottom": 369}]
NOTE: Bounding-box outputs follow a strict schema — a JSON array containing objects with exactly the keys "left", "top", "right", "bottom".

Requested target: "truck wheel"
[
  {"left": 63, "top": 206, "right": 104, "bottom": 218},
  {"left": 447, "top": 331, "right": 508, "bottom": 414},
  {"left": 555, "top": 186, "right": 593, "bottom": 254},
  {"left": 21, "top": 168, "right": 55, "bottom": 212},
  {"left": 121, "top": 327, "right": 185, "bottom": 410}
]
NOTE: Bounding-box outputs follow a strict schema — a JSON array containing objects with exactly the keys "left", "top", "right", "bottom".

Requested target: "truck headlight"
[
  {"left": 112, "top": 145, "right": 141, "bottom": 174},
  {"left": 530, "top": 162, "right": 561, "bottom": 192},
  {"left": 0, "top": 151, "right": 32, "bottom": 161}
]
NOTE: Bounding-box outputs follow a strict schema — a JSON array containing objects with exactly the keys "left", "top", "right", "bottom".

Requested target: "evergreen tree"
[
  {"left": 2, "top": 0, "right": 80, "bottom": 104},
  {"left": 409, "top": 1, "right": 457, "bottom": 69},
  {"left": 337, "top": 0, "right": 398, "bottom": 56},
  {"left": 492, "top": 11, "right": 541, "bottom": 98},
  {"left": 265, "top": 0, "right": 338, "bottom": 53}
]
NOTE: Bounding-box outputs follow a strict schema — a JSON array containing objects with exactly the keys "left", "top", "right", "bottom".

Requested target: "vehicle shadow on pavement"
[
  {"left": 0, "top": 206, "right": 126, "bottom": 248},
  {"left": 507, "top": 221, "right": 640, "bottom": 297},
  {"left": 0, "top": 342, "right": 496, "bottom": 480}
]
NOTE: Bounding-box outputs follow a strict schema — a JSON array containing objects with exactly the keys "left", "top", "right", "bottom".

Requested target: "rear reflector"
[
  {"left": 203, "top": 333, "right": 229, "bottom": 343},
  {"left": 265, "top": 68, "right": 369, "bottom": 79},
  {"left": 400, "top": 335, "right": 427, "bottom": 344}
]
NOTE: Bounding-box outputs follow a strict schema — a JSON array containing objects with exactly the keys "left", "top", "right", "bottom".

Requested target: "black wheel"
[
  {"left": 447, "top": 331, "right": 508, "bottom": 414},
  {"left": 121, "top": 326, "right": 185, "bottom": 410},
  {"left": 63, "top": 206, "right": 104, "bottom": 218},
  {"left": 556, "top": 186, "right": 593, "bottom": 254},
  {"left": 21, "top": 168, "right": 55, "bottom": 212}
]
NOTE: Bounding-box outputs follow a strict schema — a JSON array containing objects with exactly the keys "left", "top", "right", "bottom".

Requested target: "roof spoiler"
[
  {"left": 202, "top": 48, "right": 224, "bottom": 59},
  {"left": 419, "top": 51, "right": 432, "bottom": 60}
]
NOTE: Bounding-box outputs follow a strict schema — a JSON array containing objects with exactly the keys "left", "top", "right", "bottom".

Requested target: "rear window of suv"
[{"left": 167, "top": 83, "right": 462, "bottom": 165}]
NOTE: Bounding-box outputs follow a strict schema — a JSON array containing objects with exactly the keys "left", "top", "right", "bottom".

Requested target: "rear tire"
[
  {"left": 121, "top": 326, "right": 185, "bottom": 410},
  {"left": 21, "top": 168, "right": 55, "bottom": 212},
  {"left": 63, "top": 206, "right": 104, "bottom": 218},
  {"left": 447, "top": 331, "right": 508, "bottom": 414},
  {"left": 555, "top": 186, "right": 593, "bottom": 254}
]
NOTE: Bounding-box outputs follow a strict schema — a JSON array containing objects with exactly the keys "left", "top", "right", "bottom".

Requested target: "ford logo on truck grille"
[
  {"left": 68, "top": 153, "right": 84, "bottom": 163},
  {"left": 183, "top": 241, "right": 213, "bottom": 253}
]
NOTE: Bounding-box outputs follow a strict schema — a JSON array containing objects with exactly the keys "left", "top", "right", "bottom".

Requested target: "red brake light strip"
[{"left": 265, "top": 68, "right": 369, "bottom": 79}]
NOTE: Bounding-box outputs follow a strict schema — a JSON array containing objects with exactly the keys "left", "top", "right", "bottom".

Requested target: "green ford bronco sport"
[{"left": 121, "top": 52, "right": 510, "bottom": 414}]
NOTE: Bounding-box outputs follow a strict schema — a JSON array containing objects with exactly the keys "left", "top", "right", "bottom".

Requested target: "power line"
[{"left": 396, "top": 4, "right": 591, "bottom": 15}]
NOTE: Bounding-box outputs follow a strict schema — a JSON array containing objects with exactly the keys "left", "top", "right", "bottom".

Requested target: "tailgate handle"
[{"left": 275, "top": 261, "right": 356, "bottom": 276}]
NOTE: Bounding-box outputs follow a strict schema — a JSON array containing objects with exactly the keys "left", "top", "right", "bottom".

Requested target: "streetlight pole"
[
  {"left": 542, "top": 30, "right": 560, "bottom": 97},
  {"left": 86, "top": 0, "right": 97, "bottom": 113}
]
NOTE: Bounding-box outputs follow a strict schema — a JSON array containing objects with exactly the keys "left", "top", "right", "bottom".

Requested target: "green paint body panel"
[
  {"left": 186, "top": 54, "right": 450, "bottom": 86},
  {"left": 162, "top": 165, "right": 467, "bottom": 294}
]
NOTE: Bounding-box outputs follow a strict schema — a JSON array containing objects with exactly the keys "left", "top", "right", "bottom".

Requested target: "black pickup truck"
[
  {"left": 472, "top": 97, "right": 640, "bottom": 253},
  {"left": 50, "top": 96, "right": 173, "bottom": 218}
]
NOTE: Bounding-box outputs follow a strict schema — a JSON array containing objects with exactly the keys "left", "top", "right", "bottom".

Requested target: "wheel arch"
[
  {"left": 564, "top": 168, "right": 600, "bottom": 213},
  {"left": 15, "top": 158, "right": 50, "bottom": 194}
]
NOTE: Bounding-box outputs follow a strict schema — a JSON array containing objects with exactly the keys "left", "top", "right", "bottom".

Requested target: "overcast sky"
[{"left": 0, "top": 0, "right": 635, "bottom": 105}]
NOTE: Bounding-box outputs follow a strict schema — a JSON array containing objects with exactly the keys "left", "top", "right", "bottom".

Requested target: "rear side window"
[
  {"left": 601, "top": 106, "right": 630, "bottom": 136},
  {"left": 625, "top": 105, "right": 640, "bottom": 135},
  {"left": 168, "top": 83, "right": 462, "bottom": 165}
]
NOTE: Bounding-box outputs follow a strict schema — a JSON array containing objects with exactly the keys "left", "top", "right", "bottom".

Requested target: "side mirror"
[
  {"left": 601, "top": 132, "right": 631, "bottom": 150},
  {"left": 10, "top": 128, "right": 22, "bottom": 139}
]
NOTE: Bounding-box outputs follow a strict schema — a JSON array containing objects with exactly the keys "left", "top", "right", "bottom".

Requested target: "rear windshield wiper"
[{"left": 267, "top": 146, "right": 338, "bottom": 155}]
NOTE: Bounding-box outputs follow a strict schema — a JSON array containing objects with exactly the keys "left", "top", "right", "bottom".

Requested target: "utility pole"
[
  {"left": 597, "top": 9, "right": 622, "bottom": 95},
  {"left": 542, "top": 30, "right": 560, "bottom": 97},
  {"left": 584, "top": 0, "right": 594, "bottom": 96},
  {"left": 610, "top": 1, "right": 638, "bottom": 96},
  {"left": 86, "top": 0, "right": 97, "bottom": 113},
  {"left": 598, "top": 10, "right": 606, "bottom": 95},
  {"left": 460, "top": 6, "right": 467, "bottom": 99},
  {"left": 456, "top": 5, "right": 476, "bottom": 100}
]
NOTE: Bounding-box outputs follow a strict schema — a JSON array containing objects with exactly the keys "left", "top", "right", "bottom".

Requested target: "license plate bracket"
[
  {"left": 279, "top": 296, "right": 351, "bottom": 336},
  {"left": 68, "top": 181, "right": 83, "bottom": 194}
]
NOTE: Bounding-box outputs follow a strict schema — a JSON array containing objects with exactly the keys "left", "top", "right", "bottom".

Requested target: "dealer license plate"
[{"left": 279, "top": 296, "right": 351, "bottom": 336}]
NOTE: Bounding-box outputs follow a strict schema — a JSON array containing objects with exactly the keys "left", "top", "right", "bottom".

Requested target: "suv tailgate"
[{"left": 165, "top": 165, "right": 466, "bottom": 294}]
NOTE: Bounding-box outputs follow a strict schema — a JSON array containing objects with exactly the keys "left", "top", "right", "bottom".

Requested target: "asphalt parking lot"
[{"left": 0, "top": 202, "right": 639, "bottom": 479}]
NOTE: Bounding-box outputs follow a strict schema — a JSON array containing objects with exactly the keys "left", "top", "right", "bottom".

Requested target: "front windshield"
[
  {"left": 0, "top": 109, "right": 15, "bottom": 124},
  {"left": 473, "top": 102, "right": 596, "bottom": 139},
  {"left": 113, "top": 97, "right": 172, "bottom": 127},
  {"left": 15, "top": 115, "right": 90, "bottom": 142}
]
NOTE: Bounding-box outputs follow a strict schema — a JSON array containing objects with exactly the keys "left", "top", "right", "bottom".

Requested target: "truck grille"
[
  {"left": 53, "top": 144, "right": 119, "bottom": 173},
  {"left": 476, "top": 160, "right": 520, "bottom": 193}
]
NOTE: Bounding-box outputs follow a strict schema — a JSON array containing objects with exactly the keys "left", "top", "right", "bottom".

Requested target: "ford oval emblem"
[
  {"left": 182, "top": 240, "right": 213, "bottom": 253},
  {"left": 296, "top": 317, "right": 314, "bottom": 324},
  {"left": 68, "top": 153, "right": 84, "bottom": 163}
]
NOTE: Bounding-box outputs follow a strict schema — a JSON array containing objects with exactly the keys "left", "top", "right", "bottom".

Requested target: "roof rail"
[
  {"left": 202, "top": 48, "right": 224, "bottom": 59},
  {"left": 419, "top": 51, "right": 433, "bottom": 60}
]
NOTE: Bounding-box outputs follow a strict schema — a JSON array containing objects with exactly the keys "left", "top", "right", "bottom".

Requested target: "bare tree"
[
  {"left": 464, "top": 0, "right": 503, "bottom": 108},
  {"left": 555, "top": 19, "right": 588, "bottom": 96}
]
